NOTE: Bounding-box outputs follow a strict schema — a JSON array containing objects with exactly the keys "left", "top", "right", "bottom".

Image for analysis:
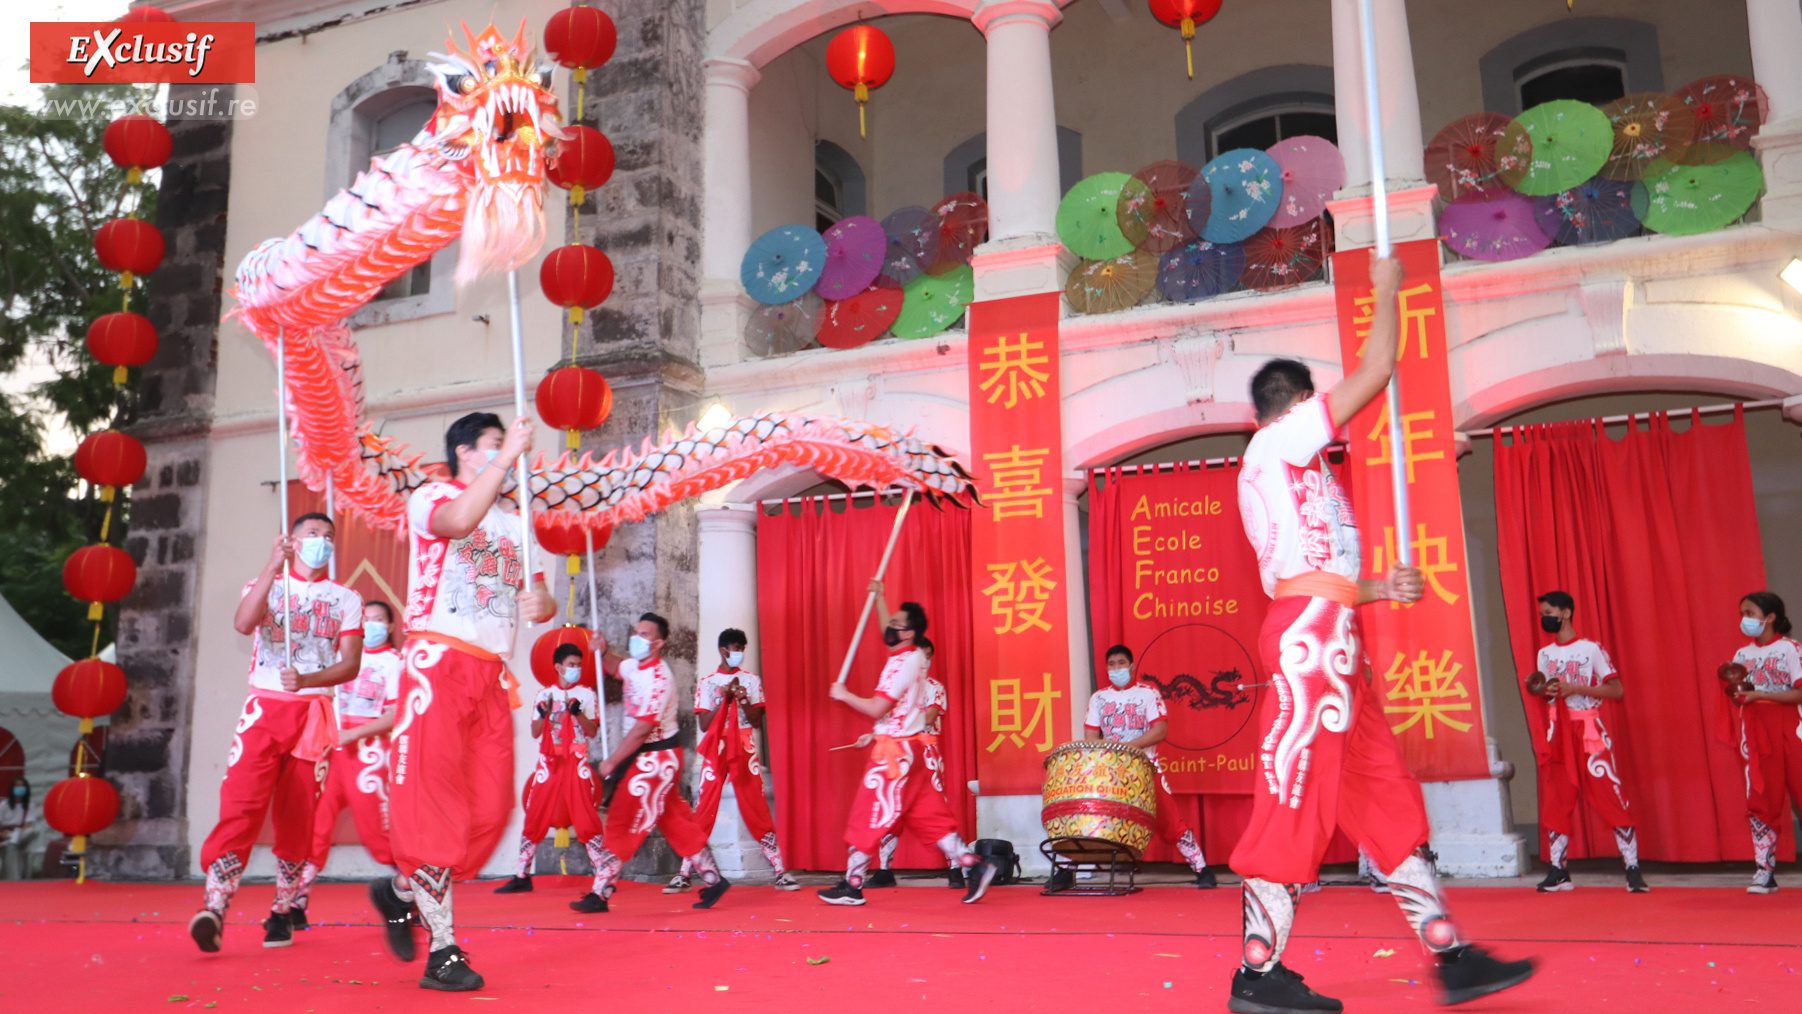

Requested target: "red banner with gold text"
[
  {"left": 1330, "top": 240, "right": 1490, "bottom": 781},
  {"left": 967, "top": 292, "right": 1072, "bottom": 795}
]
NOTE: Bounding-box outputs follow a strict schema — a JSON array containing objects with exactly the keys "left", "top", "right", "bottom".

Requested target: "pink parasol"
[
  {"left": 1439, "top": 193, "right": 1553, "bottom": 262},
  {"left": 1266, "top": 136, "right": 1345, "bottom": 227},
  {"left": 931, "top": 191, "right": 989, "bottom": 268},
  {"left": 814, "top": 215, "right": 887, "bottom": 300}
]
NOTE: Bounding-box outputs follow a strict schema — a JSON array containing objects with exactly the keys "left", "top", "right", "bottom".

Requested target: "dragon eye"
[
  {"left": 444, "top": 74, "right": 473, "bottom": 94},
  {"left": 536, "top": 68, "right": 554, "bottom": 89}
]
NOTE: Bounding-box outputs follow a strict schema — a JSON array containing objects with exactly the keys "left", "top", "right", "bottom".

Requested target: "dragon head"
[{"left": 427, "top": 21, "right": 567, "bottom": 285}]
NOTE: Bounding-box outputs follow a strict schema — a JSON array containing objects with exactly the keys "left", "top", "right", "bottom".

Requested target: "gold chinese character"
[
  {"left": 982, "top": 445, "right": 1054, "bottom": 521},
  {"left": 1381, "top": 649, "right": 1474, "bottom": 738},
  {"left": 977, "top": 332, "right": 1051, "bottom": 409},
  {"left": 981, "top": 558, "right": 1059, "bottom": 634},
  {"left": 1370, "top": 523, "right": 1463, "bottom": 607},
  {"left": 1363, "top": 404, "right": 1445, "bottom": 483},
  {"left": 1354, "top": 282, "right": 1438, "bottom": 360},
  {"left": 986, "top": 671, "right": 1064, "bottom": 752}
]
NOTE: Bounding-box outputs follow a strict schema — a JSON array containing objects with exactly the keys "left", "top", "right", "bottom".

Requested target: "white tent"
[{"left": 0, "top": 592, "right": 81, "bottom": 874}]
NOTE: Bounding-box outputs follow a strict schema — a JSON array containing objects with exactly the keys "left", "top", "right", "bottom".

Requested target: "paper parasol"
[
  {"left": 1631, "top": 151, "right": 1764, "bottom": 236},
  {"left": 1440, "top": 193, "right": 1553, "bottom": 262},
  {"left": 932, "top": 191, "right": 989, "bottom": 268},
  {"left": 1425, "top": 112, "right": 1532, "bottom": 203},
  {"left": 877, "top": 237, "right": 923, "bottom": 289},
  {"left": 814, "top": 215, "right": 887, "bottom": 300},
  {"left": 1117, "top": 160, "right": 1199, "bottom": 254},
  {"left": 1182, "top": 172, "right": 1213, "bottom": 238},
  {"left": 1599, "top": 93, "right": 1696, "bottom": 181},
  {"left": 1065, "top": 250, "right": 1158, "bottom": 315},
  {"left": 893, "top": 263, "right": 973, "bottom": 339},
  {"left": 743, "top": 294, "right": 820, "bottom": 356},
  {"left": 741, "top": 225, "right": 826, "bottom": 304},
  {"left": 1500, "top": 101, "right": 1613, "bottom": 197},
  {"left": 1266, "top": 136, "right": 1344, "bottom": 227},
  {"left": 1670, "top": 74, "right": 1769, "bottom": 165},
  {"left": 882, "top": 206, "right": 941, "bottom": 266},
  {"left": 1157, "top": 239, "right": 1245, "bottom": 303},
  {"left": 1533, "top": 177, "right": 1640, "bottom": 246},
  {"left": 1056, "top": 172, "right": 1137, "bottom": 261},
  {"left": 1241, "top": 220, "right": 1327, "bottom": 292},
  {"left": 818, "top": 286, "right": 903, "bottom": 349},
  {"left": 1199, "top": 148, "right": 1283, "bottom": 243}
]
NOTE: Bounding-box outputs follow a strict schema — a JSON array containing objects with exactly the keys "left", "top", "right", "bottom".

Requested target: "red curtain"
[
  {"left": 1493, "top": 408, "right": 1779, "bottom": 862},
  {"left": 758, "top": 498, "right": 976, "bottom": 871}
]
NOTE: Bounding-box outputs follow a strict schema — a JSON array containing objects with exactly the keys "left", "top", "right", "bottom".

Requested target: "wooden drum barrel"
[{"left": 1040, "top": 740, "right": 1158, "bottom": 856}]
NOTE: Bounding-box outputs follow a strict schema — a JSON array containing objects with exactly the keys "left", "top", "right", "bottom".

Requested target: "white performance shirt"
[
  {"left": 1734, "top": 638, "right": 1802, "bottom": 694},
  {"left": 695, "top": 668, "right": 765, "bottom": 732},
  {"left": 404, "top": 480, "right": 541, "bottom": 658},
  {"left": 1238, "top": 394, "right": 1361, "bottom": 597},
  {"left": 923, "top": 674, "right": 947, "bottom": 736},
  {"left": 533, "top": 684, "right": 600, "bottom": 752},
  {"left": 621, "top": 657, "right": 680, "bottom": 741},
  {"left": 1085, "top": 683, "right": 1169, "bottom": 760},
  {"left": 873, "top": 646, "right": 931, "bottom": 738},
  {"left": 335, "top": 645, "right": 402, "bottom": 724},
  {"left": 1536, "top": 639, "right": 1619, "bottom": 712},
  {"left": 243, "top": 575, "right": 363, "bottom": 697}
]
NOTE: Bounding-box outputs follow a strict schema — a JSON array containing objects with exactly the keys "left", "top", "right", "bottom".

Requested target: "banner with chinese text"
[
  {"left": 967, "top": 292, "right": 1072, "bottom": 795},
  {"left": 1330, "top": 239, "right": 1490, "bottom": 781},
  {"left": 1087, "top": 463, "right": 1267, "bottom": 793}
]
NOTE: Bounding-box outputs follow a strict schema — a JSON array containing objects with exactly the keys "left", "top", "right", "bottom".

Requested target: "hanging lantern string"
[{"left": 1182, "top": 17, "right": 1195, "bottom": 79}]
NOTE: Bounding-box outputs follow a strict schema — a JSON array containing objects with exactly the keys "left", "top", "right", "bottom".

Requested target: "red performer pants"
[
  {"left": 696, "top": 733, "right": 777, "bottom": 842},
  {"left": 521, "top": 753, "right": 604, "bottom": 843},
  {"left": 845, "top": 737, "right": 960, "bottom": 857},
  {"left": 1538, "top": 707, "right": 1633, "bottom": 837},
  {"left": 1229, "top": 595, "right": 1430, "bottom": 885},
  {"left": 387, "top": 639, "right": 514, "bottom": 879},
  {"left": 201, "top": 694, "right": 329, "bottom": 870},
  {"left": 308, "top": 734, "right": 393, "bottom": 867},
  {"left": 1153, "top": 772, "right": 1200, "bottom": 847},
  {"left": 604, "top": 748, "right": 712, "bottom": 859},
  {"left": 1742, "top": 702, "right": 1802, "bottom": 829}
]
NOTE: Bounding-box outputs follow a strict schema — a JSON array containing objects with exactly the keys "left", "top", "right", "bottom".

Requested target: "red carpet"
[{"left": 3, "top": 878, "right": 1799, "bottom": 1011}]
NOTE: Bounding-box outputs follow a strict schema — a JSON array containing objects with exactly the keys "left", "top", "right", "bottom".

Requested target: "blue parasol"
[
  {"left": 1199, "top": 148, "right": 1283, "bottom": 243},
  {"left": 741, "top": 225, "right": 826, "bottom": 304},
  {"left": 1157, "top": 239, "right": 1245, "bottom": 302},
  {"left": 1533, "top": 177, "right": 1640, "bottom": 246}
]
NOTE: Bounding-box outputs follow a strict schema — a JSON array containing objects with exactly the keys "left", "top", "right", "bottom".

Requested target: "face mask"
[
  {"left": 883, "top": 627, "right": 903, "bottom": 648},
  {"left": 1539, "top": 615, "right": 1562, "bottom": 634},
  {"left": 1742, "top": 615, "right": 1768, "bottom": 639},
  {"left": 9, "top": 788, "right": 22, "bottom": 799},
  {"left": 560, "top": 664, "right": 582, "bottom": 685},
  {"left": 297, "top": 536, "right": 333, "bottom": 569},
  {"left": 725, "top": 651, "right": 744, "bottom": 669},
  {"left": 628, "top": 635, "right": 652, "bottom": 660},
  {"left": 1108, "top": 667, "right": 1133, "bottom": 689},
  {"left": 363, "top": 621, "right": 389, "bottom": 648}
]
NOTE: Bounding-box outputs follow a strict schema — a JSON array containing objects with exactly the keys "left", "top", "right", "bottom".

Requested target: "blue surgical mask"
[
  {"left": 560, "top": 664, "right": 582, "bottom": 685},
  {"left": 1742, "top": 615, "right": 1768, "bottom": 638},
  {"left": 363, "top": 621, "right": 389, "bottom": 648},
  {"left": 297, "top": 536, "right": 333, "bottom": 569},
  {"left": 628, "top": 635, "right": 652, "bottom": 660},
  {"left": 725, "top": 651, "right": 744, "bottom": 669},
  {"left": 1108, "top": 667, "right": 1133, "bottom": 689},
  {"left": 9, "top": 787, "right": 22, "bottom": 799}
]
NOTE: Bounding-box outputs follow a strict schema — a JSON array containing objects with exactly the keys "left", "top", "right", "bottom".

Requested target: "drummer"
[{"left": 1071, "top": 644, "right": 1216, "bottom": 889}]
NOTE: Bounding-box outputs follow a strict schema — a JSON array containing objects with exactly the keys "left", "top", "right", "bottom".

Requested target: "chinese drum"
[{"left": 1040, "top": 740, "right": 1158, "bottom": 855}]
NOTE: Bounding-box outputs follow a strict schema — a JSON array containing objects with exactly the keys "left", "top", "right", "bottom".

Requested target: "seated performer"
[
  {"left": 295, "top": 600, "right": 405, "bottom": 922},
  {"left": 819, "top": 601, "right": 998, "bottom": 906},
  {"left": 588, "top": 613, "right": 731, "bottom": 911},
  {"left": 189, "top": 513, "right": 364, "bottom": 953},
  {"left": 494, "top": 644, "right": 610, "bottom": 909},
  {"left": 1531, "top": 591, "right": 1645, "bottom": 893},
  {"left": 667, "top": 629, "right": 800, "bottom": 893},
  {"left": 1726, "top": 591, "right": 1802, "bottom": 895},
  {"left": 1225, "top": 255, "right": 1532, "bottom": 1014}
]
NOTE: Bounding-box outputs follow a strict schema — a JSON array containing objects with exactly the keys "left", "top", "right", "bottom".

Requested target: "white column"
[
  {"left": 694, "top": 503, "right": 771, "bottom": 878},
  {"left": 1747, "top": 0, "right": 1802, "bottom": 224},
  {"left": 1062, "top": 473, "right": 1092, "bottom": 741},
  {"left": 1324, "top": 0, "right": 1437, "bottom": 248},
  {"left": 700, "top": 58, "right": 761, "bottom": 368}
]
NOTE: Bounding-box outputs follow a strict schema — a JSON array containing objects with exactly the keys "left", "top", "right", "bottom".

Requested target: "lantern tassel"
[
  {"left": 79, "top": 717, "right": 95, "bottom": 736},
  {"left": 571, "top": 184, "right": 586, "bottom": 205},
  {"left": 90, "top": 621, "right": 102, "bottom": 659},
  {"left": 87, "top": 602, "right": 103, "bottom": 622},
  {"left": 113, "top": 365, "right": 128, "bottom": 386},
  {"left": 856, "top": 82, "right": 869, "bottom": 138},
  {"left": 72, "top": 835, "right": 88, "bottom": 884},
  {"left": 127, "top": 166, "right": 142, "bottom": 186},
  {"left": 1182, "top": 17, "right": 1196, "bottom": 80},
  {"left": 566, "top": 428, "right": 580, "bottom": 450},
  {"left": 555, "top": 827, "right": 571, "bottom": 849},
  {"left": 570, "top": 306, "right": 584, "bottom": 326},
  {"left": 575, "top": 67, "right": 587, "bottom": 121},
  {"left": 100, "top": 502, "right": 114, "bottom": 542}
]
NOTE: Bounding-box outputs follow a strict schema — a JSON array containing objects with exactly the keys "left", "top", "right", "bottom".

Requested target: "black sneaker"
[
  {"left": 492, "top": 875, "right": 533, "bottom": 894},
  {"left": 262, "top": 910, "right": 294, "bottom": 948},
  {"left": 1625, "top": 866, "right": 1649, "bottom": 893},
  {"left": 694, "top": 877, "right": 732, "bottom": 910},
  {"left": 188, "top": 910, "right": 222, "bottom": 953},
  {"left": 369, "top": 877, "right": 418, "bottom": 962},
  {"left": 961, "top": 858, "right": 999, "bottom": 904},
  {"left": 286, "top": 905, "right": 310, "bottom": 931},
  {"left": 569, "top": 892, "right": 608, "bottom": 913},
  {"left": 1749, "top": 869, "right": 1779, "bottom": 894},
  {"left": 947, "top": 866, "right": 965, "bottom": 889},
  {"left": 817, "top": 880, "right": 866, "bottom": 906},
  {"left": 1046, "top": 868, "right": 1075, "bottom": 893},
  {"left": 863, "top": 868, "right": 898, "bottom": 889},
  {"left": 1535, "top": 866, "right": 1572, "bottom": 893},
  {"left": 1228, "top": 963, "right": 1343, "bottom": 1013},
  {"left": 1435, "top": 945, "right": 1535, "bottom": 1006},
  {"left": 1195, "top": 867, "right": 1219, "bottom": 889},
  {"left": 420, "top": 945, "right": 484, "bottom": 992}
]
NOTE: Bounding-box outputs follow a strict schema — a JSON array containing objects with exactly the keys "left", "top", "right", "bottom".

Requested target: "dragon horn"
[
  {"left": 461, "top": 19, "right": 479, "bottom": 53},
  {"left": 512, "top": 16, "right": 530, "bottom": 58}
]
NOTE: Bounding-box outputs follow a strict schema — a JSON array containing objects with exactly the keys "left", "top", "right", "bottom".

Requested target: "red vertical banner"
[
  {"left": 1330, "top": 240, "right": 1490, "bottom": 781},
  {"left": 966, "top": 292, "right": 1072, "bottom": 795}
]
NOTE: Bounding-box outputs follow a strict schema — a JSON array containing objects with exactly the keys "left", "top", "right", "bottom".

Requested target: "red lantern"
[
  {"left": 103, "top": 115, "right": 173, "bottom": 184},
  {"left": 544, "top": 5, "right": 618, "bottom": 78},
  {"left": 547, "top": 125, "right": 616, "bottom": 203},
  {"left": 95, "top": 218, "right": 165, "bottom": 287},
  {"left": 53, "top": 659, "right": 129, "bottom": 728},
  {"left": 536, "top": 365, "right": 613, "bottom": 448},
  {"left": 86, "top": 312, "right": 159, "bottom": 385},
  {"left": 530, "top": 625, "right": 597, "bottom": 689},
  {"left": 74, "top": 431, "right": 147, "bottom": 499},
  {"left": 43, "top": 775, "right": 120, "bottom": 854},
  {"left": 825, "top": 25, "right": 895, "bottom": 138},
  {"left": 64, "top": 544, "right": 137, "bottom": 621},
  {"left": 1149, "top": 0, "right": 1222, "bottom": 79},
  {"left": 116, "top": 6, "right": 175, "bottom": 22},
  {"left": 539, "top": 243, "right": 615, "bottom": 325}
]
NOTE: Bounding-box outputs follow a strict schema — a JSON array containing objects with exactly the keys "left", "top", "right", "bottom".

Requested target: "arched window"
[
  {"left": 1210, "top": 105, "right": 1337, "bottom": 161},
  {"left": 1174, "top": 65, "right": 1336, "bottom": 167},
  {"left": 814, "top": 140, "right": 866, "bottom": 231},
  {"left": 1478, "top": 18, "right": 1661, "bottom": 115},
  {"left": 1514, "top": 50, "right": 1627, "bottom": 108}
]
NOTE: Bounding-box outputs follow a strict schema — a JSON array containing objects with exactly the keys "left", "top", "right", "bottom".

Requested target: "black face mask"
[
  {"left": 883, "top": 627, "right": 903, "bottom": 647},
  {"left": 1540, "top": 615, "right": 1563, "bottom": 634}
]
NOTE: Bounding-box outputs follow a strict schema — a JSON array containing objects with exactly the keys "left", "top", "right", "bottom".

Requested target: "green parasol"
[
  {"left": 1500, "top": 100, "right": 1614, "bottom": 197},
  {"left": 1630, "top": 150, "right": 1764, "bottom": 236},
  {"left": 1056, "top": 172, "right": 1137, "bottom": 261},
  {"left": 893, "top": 263, "right": 974, "bottom": 338}
]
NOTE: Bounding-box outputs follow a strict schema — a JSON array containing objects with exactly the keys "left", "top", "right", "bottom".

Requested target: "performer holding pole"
[{"left": 836, "top": 489, "right": 913, "bottom": 684}]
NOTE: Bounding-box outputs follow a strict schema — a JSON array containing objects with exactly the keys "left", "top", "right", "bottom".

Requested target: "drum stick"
[
  {"left": 834, "top": 488, "right": 914, "bottom": 685},
  {"left": 829, "top": 742, "right": 863, "bottom": 751},
  {"left": 1237, "top": 681, "right": 1270, "bottom": 690}
]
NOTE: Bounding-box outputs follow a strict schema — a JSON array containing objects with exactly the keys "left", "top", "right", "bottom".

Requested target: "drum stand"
[{"left": 1039, "top": 837, "right": 1143, "bottom": 897}]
